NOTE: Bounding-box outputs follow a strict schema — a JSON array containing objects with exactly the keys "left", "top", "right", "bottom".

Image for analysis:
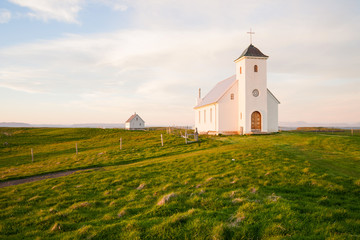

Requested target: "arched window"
[
  {"left": 230, "top": 93, "right": 234, "bottom": 100},
  {"left": 254, "top": 65, "right": 258, "bottom": 72},
  {"left": 239, "top": 67, "right": 242, "bottom": 74}
]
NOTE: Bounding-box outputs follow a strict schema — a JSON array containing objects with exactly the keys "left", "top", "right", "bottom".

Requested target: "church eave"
[
  {"left": 234, "top": 55, "right": 269, "bottom": 62},
  {"left": 267, "top": 89, "right": 280, "bottom": 104},
  {"left": 194, "top": 102, "right": 217, "bottom": 110}
]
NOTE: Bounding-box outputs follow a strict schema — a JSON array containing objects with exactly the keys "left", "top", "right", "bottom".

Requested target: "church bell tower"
[{"left": 234, "top": 44, "right": 269, "bottom": 134}]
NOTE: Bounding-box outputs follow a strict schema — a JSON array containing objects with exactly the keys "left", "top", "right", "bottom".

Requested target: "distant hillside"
[
  {"left": 0, "top": 122, "right": 32, "bottom": 127},
  {"left": 279, "top": 121, "right": 360, "bottom": 129},
  {"left": 0, "top": 122, "right": 124, "bottom": 128}
]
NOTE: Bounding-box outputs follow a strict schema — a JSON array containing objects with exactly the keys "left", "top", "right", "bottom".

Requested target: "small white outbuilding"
[{"left": 125, "top": 113, "right": 145, "bottom": 130}]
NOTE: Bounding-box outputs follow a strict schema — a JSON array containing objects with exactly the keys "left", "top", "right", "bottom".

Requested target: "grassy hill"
[{"left": 0, "top": 128, "right": 359, "bottom": 239}]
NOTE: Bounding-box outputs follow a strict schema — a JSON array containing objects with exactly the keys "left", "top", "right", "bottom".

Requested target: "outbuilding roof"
[
  {"left": 194, "top": 75, "right": 237, "bottom": 109},
  {"left": 125, "top": 113, "right": 144, "bottom": 123},
  {"left": 234, "top": 44, "right": 268, "bottom": 61}
]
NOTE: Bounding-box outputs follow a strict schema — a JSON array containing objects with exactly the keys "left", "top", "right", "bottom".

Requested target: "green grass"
[
  {"left": 0, "top": 128, "right": 359, "bottom": 239},
  {"left": 0, "top": 128, "right": 220, "bottom": 181}
]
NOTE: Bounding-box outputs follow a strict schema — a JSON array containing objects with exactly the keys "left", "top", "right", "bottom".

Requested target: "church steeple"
[{"left": 234, "top": 44, "right": 268, "bottom": 62}]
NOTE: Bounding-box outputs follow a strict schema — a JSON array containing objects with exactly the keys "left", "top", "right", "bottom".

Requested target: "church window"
[
  {"left": 210, "top": 108, "right": 212, "bottom": 123},
  {"left": 240, "top": 67, "right": 242, "bottom": 74},
  {"left": 230, "top": 93, "right": 234, "bottom": 100},
  {"left": 240, "top": 112, "right": 242, "bottom": 120},
  {"left": 254, "top": 65, "right": 258, "bottom": 72},
  {"left": 199, "top": 111, "right": 201, "bottom": 123},
  {"left": 204, "top": 110, "right": 206, "bottom": 123}
]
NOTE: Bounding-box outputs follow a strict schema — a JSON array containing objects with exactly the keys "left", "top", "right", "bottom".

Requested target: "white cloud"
[
  {"left": 95, "top": 0, "right": 128, "bottom": 11},
  {"left": 0, "top": 8, "right": 11, "bottom": 23},
  {"left": 0, "top": 29, "right": 242, "bottom": 124},
  {"left": 8, "top": 0, "right": 84, "bottom": 23},
  {"left": 7, "top": 0, "right": 129, "bottom": 23},
  {"left": 1, "top": 25, "right": 360, "bottom": 124},
  {"left": 1, "top": 0, "right": 360, "bottom": 124}
]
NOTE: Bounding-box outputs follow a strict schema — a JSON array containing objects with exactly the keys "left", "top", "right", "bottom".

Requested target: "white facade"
[
  {"left": 194, "top": 44, "right": 280, "bottom": 135},
  {"left": 267, "top": 90, "right": 279, "bottom": 132},
  {"left": 125, "top": 113, "right": 145, "bottom": 130}
]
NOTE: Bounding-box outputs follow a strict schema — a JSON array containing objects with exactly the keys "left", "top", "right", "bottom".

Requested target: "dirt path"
[
  {"left": 0, "top": 144, "right": 236, "bottom": 189},
  {"left": 0, "top": 168, "right": 101, "bottom": 188}
]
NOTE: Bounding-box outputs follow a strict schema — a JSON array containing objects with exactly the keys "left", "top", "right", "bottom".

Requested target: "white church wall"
[
  {"left": 238, "top": 57, "right": 268, "bottom": 133},
  {"left": 195, "top": 104, "right": 217, "bottom": 133},
  {"left": 236, "top": 59, "right": 246, "bottom": 133},
  {"left": 218, "top": 81, "right": 238, "bottom": 133},
  {"left": 267, "top": 92, "right": 279, "bottom": 132}
]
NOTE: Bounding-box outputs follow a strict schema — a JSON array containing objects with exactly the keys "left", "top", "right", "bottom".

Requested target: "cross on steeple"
[{"left": 247, "top": 28, "right": 255, "bottom": 44}]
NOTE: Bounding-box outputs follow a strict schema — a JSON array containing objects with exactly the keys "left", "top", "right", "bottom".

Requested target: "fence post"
[
  {"left": 161, "top": 134, "right": 164, "bottom": 147},
  {"left": 31, "top": 148, "right": 34, "bottom": 162},
  {"left": 185, "top": 130, "right": 188, "bottom": 144},
  {"left": 351, "top": 129, "right": 354, "bottom": 136},
  {"left": 120, "top": 138, "right": 122, "bottom": 150},
  {"left": 76, "top": 143, "right": 78, "bottom": 155}
]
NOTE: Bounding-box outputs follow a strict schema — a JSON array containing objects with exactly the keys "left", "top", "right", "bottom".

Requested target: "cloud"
[
  {"left": 7, "top": 0, "right": 129, "bottom": 23},
  {"left": 0, "top": 29, "right": 242, "bottom": 124},
  {"left": 1, "top": 25, "right": 360, "bottom": 124},
  {"left": 1, "top": 0, "right": 359, "bottom": 124},
  {"left": 95, "top": 0, "right": 128, "bottom": 11},
  {"left": 8, "top": 0, "right": 84, "bottom": 23},
  {"left": 0, "top": 9, "right": 11, "bottom": 23}
]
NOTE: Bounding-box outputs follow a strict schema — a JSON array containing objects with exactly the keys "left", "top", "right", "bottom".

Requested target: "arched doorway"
[{"left": 251, "top": 111, "right": 261, "bottom": 132}]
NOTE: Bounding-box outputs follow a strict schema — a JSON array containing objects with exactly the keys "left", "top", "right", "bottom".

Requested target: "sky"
[{"left": 0, "top": 0, "right": 359, "bottom": 126}]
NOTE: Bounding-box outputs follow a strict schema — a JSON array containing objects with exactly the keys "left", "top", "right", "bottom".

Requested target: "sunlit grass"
[{"left": 0, "top": 128, "right": 359, "bottom": 239}]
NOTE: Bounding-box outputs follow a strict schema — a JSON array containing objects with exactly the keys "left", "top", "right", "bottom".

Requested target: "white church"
[{"left": 194, "top": 43, "right": 280, "bottom": 135}]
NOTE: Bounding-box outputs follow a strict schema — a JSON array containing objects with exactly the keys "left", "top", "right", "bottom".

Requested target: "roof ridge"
[{"left": 194, "top": 75, "right": 237, "bottom": 109}]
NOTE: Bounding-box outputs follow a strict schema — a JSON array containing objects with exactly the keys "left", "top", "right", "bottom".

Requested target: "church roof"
[
  {"left": 234, "top": 44, "right": 268, "bottom": 61},
  {"left": 194, "top": 75, "right": 237, "bottom": 108},
  {"left": 194, "top": 75, "right": 280, "bottom": 109},
  {"left": 267, "top": 89, "right": 281, "bottom": 104}
]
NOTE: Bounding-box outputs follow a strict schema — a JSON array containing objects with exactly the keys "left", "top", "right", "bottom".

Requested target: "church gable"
[{"left": 194, "top": 75, "right": 236, "bottom": 109}]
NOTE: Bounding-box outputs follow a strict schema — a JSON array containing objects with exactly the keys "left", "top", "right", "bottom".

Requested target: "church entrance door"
[{"left": 251, "top": 111, "right": 261, "bottom": 132}]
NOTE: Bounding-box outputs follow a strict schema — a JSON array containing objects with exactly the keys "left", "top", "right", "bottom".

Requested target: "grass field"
[{"left": 0, "top": 128, "right": 359, "bottom": 239}]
